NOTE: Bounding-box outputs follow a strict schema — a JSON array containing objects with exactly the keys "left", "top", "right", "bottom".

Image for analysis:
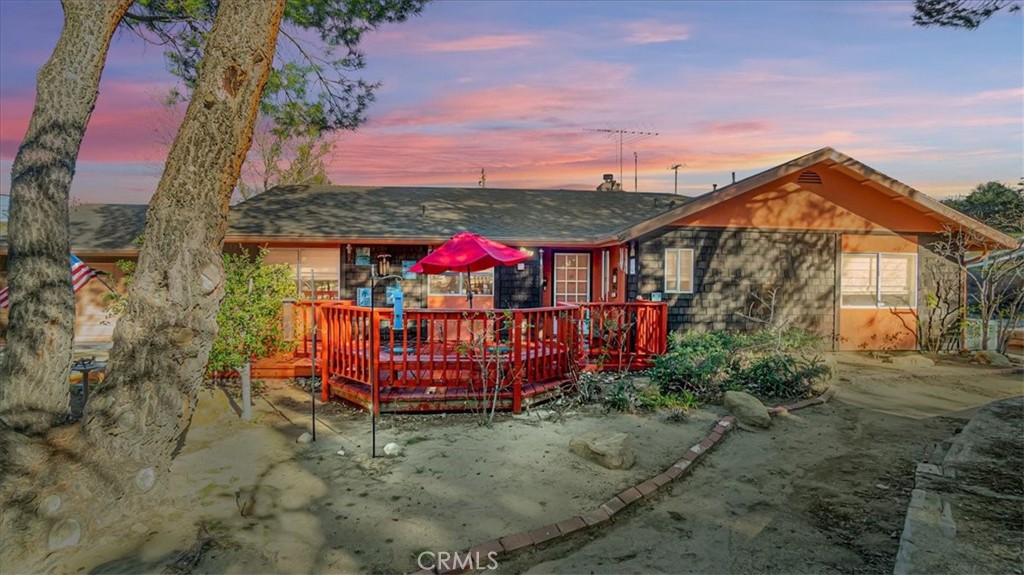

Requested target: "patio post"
[{"left": 512, "top": 310, "right": 524, "bottom": 413}]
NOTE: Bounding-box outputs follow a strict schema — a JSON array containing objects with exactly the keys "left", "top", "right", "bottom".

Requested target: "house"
[{"left": 0, "top": 148, "right": 1015, "bottom": 354}]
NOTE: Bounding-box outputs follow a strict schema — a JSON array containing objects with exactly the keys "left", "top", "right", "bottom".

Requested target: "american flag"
[{"left": 0, "top": 254, "right": 98, "bottom": 309}]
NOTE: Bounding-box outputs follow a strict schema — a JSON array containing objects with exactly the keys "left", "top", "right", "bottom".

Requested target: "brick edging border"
[{"left": 410, "top": 386, "right": 838, "bottom": 575}]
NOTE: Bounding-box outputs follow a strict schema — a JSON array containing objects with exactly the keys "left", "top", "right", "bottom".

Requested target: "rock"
[
  {"left": 723, "top": 391, "right": 772, "bottom": 428},
  {"left": 569, "top": 432, "right": 635, "bottom": 469},
  {"left": 131, "top": 522, "right": 149, "bottom": 534},
  {"left": 973, "top": 350, "right": 1012, "bottom": 367},
  {"left": 48, "top": 518, "right": 81, "bottom": 552},
  {"left": 135, "top": 467, "right": 156, "bottom": 493},
  {"left": 236, "top": 485, "right": 281, "bottom": 518},
  {"left": 628, "top": 376, "right": 654, "bottom": 390},
  {"left": 296, "top": 432, "right": 314, "bottom": 444},
  {"left": 336, "top": 449, "right": 346, "bottom": 456},
  {"left": 534, "top": 409, "right": 553, "bottom": 421},
  {"left": 37, "top": 495, "right": 61, "bottom": 519},
  {"left": 891, "top": 355, "right": 935, "bottom": 369},
  {"left": 383, "top": 442, "right": 402, "bottom": 457}
]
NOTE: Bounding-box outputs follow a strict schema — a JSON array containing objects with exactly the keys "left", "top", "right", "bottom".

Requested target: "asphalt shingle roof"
[
  {"left": 226, "top": 185, "right": 689, "bottom": 244},
  {"left": 0, "top": 203, "right": 150, "bottom": 254}
]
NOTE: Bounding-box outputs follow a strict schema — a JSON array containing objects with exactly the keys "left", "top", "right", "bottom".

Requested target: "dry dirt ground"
[{"left": 38, "top": 355, "right": 1024, "bottom": 575}]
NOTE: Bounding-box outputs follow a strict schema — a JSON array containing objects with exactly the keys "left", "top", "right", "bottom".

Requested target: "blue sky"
[{"left": 0, "top": 0, "right": 1021, "bottom": 203}]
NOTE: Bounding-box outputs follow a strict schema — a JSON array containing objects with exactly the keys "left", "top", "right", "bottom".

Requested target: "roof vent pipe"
[
  {"left": 713, "top": 184, "right": 718, "bottom": 191},
  {"left": 731, "top": 172, "right": 736, "bottom": 184}
]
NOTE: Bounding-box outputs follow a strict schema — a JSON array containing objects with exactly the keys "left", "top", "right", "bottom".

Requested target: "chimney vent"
[{"left": 596, "top": 174, "right": 622, "bottom": 192}]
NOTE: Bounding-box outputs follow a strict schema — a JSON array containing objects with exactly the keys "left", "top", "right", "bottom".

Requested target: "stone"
[
  {"left": 48, "top": 518, "right": 81, "bottom": 552},
  {"left": 569, "top": 432, "right": 636, "bottom": 469},
  {"left": 973, "top": 350, "right": 1012, "bottom": 367},
  {"left": 723, "top": 391, "right": 772, "bottom": 428},
  {"left": 891, "top": 355, "right": 935, "bottom": 369},
  {"left": 37, "top": 495, "right": 62, "bottom": 519},
  {"left": 135, "top": 467, "right": 156, "bottom": 493},
  {"left": 383, "top": 442, "right": 402, "bottom": 457},
  {"left": 628, "top": 376, "right": 654, "bottom": 390},
  {"left": 534, "top": 409, "right": 553, "bottom": 421},
  {"left": 296, "top": 432, "right": 314, "bottom": 444}
]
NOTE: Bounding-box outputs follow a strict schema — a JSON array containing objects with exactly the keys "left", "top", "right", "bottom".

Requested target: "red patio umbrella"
[{"left": 409, "top": 231, "right": 530, "bottom": 307}]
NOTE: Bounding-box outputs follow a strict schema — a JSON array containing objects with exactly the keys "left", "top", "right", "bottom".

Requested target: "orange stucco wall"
[
  {"left": 838, "top": 234, "right": 919, "bottom": 351},
  {"left": 675, "top": 162, "right": 945, "bottom": 234}
]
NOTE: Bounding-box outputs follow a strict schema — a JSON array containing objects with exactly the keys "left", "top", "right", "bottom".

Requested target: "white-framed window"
[
  {"left": 263, "top": 247, "right": 340, "bottom": 299},
  {"left": 427, "top": 271, "right": 494, "bottom": 296},
  {"left": 664, "top": 248, "right": 694, "bottom": 294},
  {"left": 554, "top": 253, "right": 591, "bottom": 303},
  {"left": 841, "top": 253, "right": 916, "bottom": 308}
]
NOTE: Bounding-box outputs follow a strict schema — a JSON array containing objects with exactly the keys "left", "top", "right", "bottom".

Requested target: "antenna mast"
[{"left": 584, "top": 128, "right": 658, "bottom": 185}]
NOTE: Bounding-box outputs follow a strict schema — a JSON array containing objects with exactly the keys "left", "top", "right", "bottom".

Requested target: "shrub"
[
  {"left": 731, "top": 354, "right": 831, "bottom": 399},
  {"left": 649, "top": 328, "right": 831, "bottom": 403},
  {"left": 604, "top": 381, "right": 701, "bottom": 414},
  {"left": 649, "top": 331, "right": 736, "bottom": 396}
]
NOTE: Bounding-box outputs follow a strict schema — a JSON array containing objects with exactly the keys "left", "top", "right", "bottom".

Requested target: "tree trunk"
[
  {"left": 0, "top": 0, "right": 133, "bottom": 435},
  {"left": 2, "top": 3, "right": 285, "bottom": 570},
  {"left": 84, "top": 0, "right": 285, "bottom": 468}
]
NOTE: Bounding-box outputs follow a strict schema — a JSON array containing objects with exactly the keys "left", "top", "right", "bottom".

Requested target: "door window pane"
[{"left": 554, "top": 253, "right": 590, "bottom": 303}]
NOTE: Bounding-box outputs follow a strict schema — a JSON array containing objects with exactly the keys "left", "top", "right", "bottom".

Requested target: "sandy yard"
[{"left": 45, "top": 354, "right": 1022, "bottom": 575}]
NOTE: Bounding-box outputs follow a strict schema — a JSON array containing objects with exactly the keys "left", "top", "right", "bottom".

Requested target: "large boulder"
[
  {"left": 569, "top": 432, "right": 636, "bottom": 469},
  {"left": 724, "top": 391, "right": 772, "bottom": 428},
  {"left": 973, "top": 350, "right": 1012, "bottom": 367}
]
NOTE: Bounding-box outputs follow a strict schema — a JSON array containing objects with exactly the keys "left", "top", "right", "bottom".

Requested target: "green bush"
[
  {"left": 732, "top": 354, "right": 831, "bottom": 399},
  {"left": 604, "top": 381, "right": 701, "bottom": 413},
  {"left": 648, "top": 331, "right": 736, "bottom": 396},
  {"left": 649, "top": 328, "right": 831, "bottom": 403}
]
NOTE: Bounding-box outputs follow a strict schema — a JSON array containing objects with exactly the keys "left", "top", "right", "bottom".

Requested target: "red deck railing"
[
  {"left": 317, "top": 301, "right": 666, "bottom": 413},
  {"left": 579, "top": 302, "right": 668, "bottom": 370}
]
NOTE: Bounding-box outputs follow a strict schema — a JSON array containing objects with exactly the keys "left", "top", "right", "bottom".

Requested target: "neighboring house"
[{"left": 0, "top": 148, "right": 1014, "bottom": 351}]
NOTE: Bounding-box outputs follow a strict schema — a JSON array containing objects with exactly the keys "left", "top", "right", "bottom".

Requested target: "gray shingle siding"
[
  {"left": 495, "top": 255, "right": 541, "bottom": 309},
  {"left": 637, "top": 228, "right": 838, "bottom": 339}
]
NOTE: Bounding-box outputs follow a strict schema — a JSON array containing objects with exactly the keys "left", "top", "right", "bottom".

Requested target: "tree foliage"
[
  {"left": 941, "top": 180, "right": 1024, "bottom": 235},
  {"left": 124, "top": 0, "right": 428, "bottom": 138},
  {"left": 236, "top": 122, "right": 334, "bottom": 200},
  {"left": 208, "top": 250, "right": 298, "bottom": 371},
  {"left": 913, "top": 0, "right": 1022, "bottom": 29}
]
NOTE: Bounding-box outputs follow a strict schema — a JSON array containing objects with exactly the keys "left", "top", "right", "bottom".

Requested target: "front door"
[{"left": 553, "top": 252, "right": 591, "bottom": 304}]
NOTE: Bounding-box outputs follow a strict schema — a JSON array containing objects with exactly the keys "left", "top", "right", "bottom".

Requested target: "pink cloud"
[
  {"left": 623, "top": 20, "right": 691, "bottom": 44},
  {"left": 421, "top": 33, "right": 540, "bottom": 52},
  {"left": 0, "top": 79, "right": 175, "bottom": 164}
]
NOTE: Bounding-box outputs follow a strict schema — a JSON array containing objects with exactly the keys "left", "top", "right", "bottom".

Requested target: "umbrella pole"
[{"left": 467, "top": 266, "right": 473, "bottom": 309}]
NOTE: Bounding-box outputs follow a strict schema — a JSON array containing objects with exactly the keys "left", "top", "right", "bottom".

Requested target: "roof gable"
[{"left": 617, "top": 147, "right": 1017, "bottom": 249}]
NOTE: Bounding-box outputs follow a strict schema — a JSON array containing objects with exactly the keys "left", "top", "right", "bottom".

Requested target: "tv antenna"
[
  {"left": 584, "top": 128, "right": 659, "bottom": 185},
  {"left": 669, "top": 163, "right": 686, "bottom": 195}
]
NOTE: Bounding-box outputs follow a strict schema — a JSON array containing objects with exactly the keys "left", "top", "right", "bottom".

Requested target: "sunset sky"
[{"left": 0, "top": 1, "right": 1021, "bottom": 204}]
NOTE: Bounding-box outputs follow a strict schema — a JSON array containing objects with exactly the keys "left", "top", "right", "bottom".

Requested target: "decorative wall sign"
[
  {"left": 355, "top": 247, "right": 371, "bottom": 266},
  {"left": 356, "top": 287, "right": 371, "bottom": 307},
  {"left": 402, "top": 260, "right": 418, "bottom": 279}
]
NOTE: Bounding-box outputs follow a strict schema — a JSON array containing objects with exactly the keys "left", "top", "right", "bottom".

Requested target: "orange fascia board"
[{"left": 609, "top": 147, "right": 1018, "bottom": 250}]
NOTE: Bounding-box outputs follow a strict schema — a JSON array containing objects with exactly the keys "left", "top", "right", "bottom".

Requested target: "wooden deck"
[
  {"left": 254, "top": 300, "right": 667, "bottom": 413},
  {"left": 314, "top": 301, "right": 667, "bottom": 414}
]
